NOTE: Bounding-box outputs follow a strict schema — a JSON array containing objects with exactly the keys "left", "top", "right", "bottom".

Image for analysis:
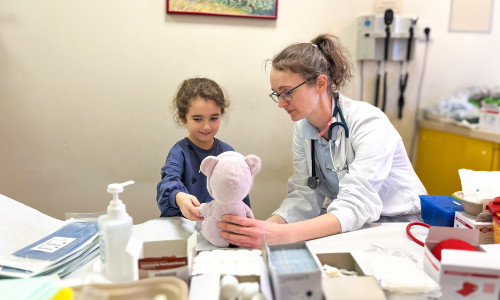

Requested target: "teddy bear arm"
[
  {"left": 197, "top": 202, "right": 214, "bottom": 217},
  {"left": 245, "top": 205, "right": 254, "bottom": 219}
]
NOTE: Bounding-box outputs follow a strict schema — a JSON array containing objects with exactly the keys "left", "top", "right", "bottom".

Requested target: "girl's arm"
[
  {"left": 156, "top": 148, "right": 189, "bottom": 217},
  {"left": 177, "top": 192, "right": 203, "bottom": 221},
  {"left": 218, "top": 213, "right": 341, "bottom": 248}
]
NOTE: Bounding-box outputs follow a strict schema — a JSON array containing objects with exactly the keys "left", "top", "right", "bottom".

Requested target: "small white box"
[
  {"left": 129, "top": 231, "right": 197, "bottom": 282},
  {"left": 189, "top": 249, "right": 274, "bottom": 300},
  {"left": 266, "top": 242, "right": 322, "bottom": 300},
  {"left": 479, "top": 108, "right": 500, "bottom": 133},
  {"left": 440, "top": 250, "right": 500, "bottom": 300},
  {"left": 315, "top": 252, "right": 387, "bottom": 300},
  {"left": 423, "top": 226, "right": 500, "bottom": 300},
  {"left": 454, "top": 211, "right": 494, "bottom": 244}
]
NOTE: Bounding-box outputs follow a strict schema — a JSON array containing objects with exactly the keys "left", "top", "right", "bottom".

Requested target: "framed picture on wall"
[{"left": 167, "top": 0, "right": 278, "bottom": 19}]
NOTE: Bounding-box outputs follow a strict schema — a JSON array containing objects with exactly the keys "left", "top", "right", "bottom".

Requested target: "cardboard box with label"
[
  {"left": 423, "top": 226, "right": 500, "bottom": 300},
  {"left": 128, "top": 232, "right": 197, "bottom": 283},
  {"left": 454, "top": 210, "right": 494, "bottom": 244}
]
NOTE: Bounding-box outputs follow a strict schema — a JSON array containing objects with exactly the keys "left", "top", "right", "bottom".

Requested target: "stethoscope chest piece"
[{"left": 308, "top": 176, "right": 321, "bottom": 189}]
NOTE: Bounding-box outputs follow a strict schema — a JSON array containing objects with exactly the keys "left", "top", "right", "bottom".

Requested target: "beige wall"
[{"left": 1, "top": 0, "right": 499, "bottom": 224}]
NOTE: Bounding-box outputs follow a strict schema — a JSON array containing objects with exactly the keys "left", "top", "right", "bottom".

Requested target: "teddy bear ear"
[
  {"left": 245, "top": 154, "right": 261, "bottom": 176},
  {"left": 200, "top": 156, "right": 219, "bottom": 176}
]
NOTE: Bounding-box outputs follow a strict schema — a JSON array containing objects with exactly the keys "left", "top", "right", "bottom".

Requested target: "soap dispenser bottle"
[{"left": 98, "top": 180, "right": 135, "bottom": 282}]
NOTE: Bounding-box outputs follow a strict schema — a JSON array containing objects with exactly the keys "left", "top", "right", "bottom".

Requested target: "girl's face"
[
  {"left": 182, "top": 97, "right": 222, "bottom": 150},
  {"left": 269, "top": 68, "right": 319, "bottom": 122}
]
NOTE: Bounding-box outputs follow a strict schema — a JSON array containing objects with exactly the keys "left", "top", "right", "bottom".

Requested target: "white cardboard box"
[
  {"left": 129, "top": 231, "right": 197, "bottom": 283},
  {"left": 479, "top": 108, "right": 500, "bottom": 134},
  {"left": 189, "top": 249, "right": 274, "bottom": 300},
  {"left": 315, "top": 252, "right": 387, "bottom": 300},
  {"left": 454, "top": 211, "right": 494, "bottom": 244},
  {"left": 440, "top": 250, "right": 500, "bottom": 300},
  {"left": 423, "top": 226, "right": 500, "bottom": 300},
  {"left": 266, "top": 242, "right": 322, "bottom": 300}
]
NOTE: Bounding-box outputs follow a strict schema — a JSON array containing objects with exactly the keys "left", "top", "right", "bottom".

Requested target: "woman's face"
[{"left": 269, "top": 68, "right": 318, "bottom": 122}]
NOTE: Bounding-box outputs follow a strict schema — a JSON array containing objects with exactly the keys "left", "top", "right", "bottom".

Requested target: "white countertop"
[{"left": 419, "top": 119, "right": 500, "bottom": 144}]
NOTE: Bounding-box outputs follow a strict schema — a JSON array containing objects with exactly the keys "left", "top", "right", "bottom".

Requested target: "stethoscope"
[{"left": 308, "top": 93, "right": 350, "bottom": 189}]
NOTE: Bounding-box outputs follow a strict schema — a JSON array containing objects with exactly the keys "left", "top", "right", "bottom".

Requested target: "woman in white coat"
[{"left": 217, "top": 34, "right": 427, "bottom": 248}]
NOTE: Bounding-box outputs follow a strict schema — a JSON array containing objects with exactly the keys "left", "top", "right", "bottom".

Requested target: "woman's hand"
[
  {"left": 217, "top": 215, "right": 288, "bottom": 248},
  {"left": 175, "top": 192, "right": 203, "bottom": 221},
  {"left": 219, "top": 213, "right": 342, "bottom": 248}
]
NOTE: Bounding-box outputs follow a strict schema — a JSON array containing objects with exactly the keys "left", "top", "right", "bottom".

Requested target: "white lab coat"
[{"left": 272, "top": 93, "right": 427, "bottom": 232}]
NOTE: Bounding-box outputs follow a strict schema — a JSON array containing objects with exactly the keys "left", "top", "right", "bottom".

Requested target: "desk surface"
[
  {"left": 1, "top": 193, "right": 430, "bottom": 289},
  {"left": 308, "top": 222, "right": 427, "bottom": 266},
  {"left": 131, "top": 216, "right": 428, "bottom": 267}
]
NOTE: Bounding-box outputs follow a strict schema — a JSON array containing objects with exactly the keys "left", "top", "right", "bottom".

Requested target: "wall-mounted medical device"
[{"left": 357, "top": 15, "right": 418, "bottom": 61}]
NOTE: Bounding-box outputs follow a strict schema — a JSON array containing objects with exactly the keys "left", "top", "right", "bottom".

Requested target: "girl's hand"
[
  {"left": 217, "top": 215, "right": 289, "bottom": 248},
  {"left": 176, "top": 192, "right": 203, "bottom": 221}
]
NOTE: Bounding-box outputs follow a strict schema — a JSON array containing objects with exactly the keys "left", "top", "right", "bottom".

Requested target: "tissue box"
[
  {"left": 423, "top": 226, "right": 500, "bottom": 300},
  {"left": 454, "top": 211, "right": 494, "bottom": 244},
  {"left": 420, "top": 195, "right": 464, "bottom": 226}
]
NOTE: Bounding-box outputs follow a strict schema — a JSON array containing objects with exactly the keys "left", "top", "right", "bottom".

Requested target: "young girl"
[{"left": 156, "top": 78, "right": 251, "bottom": 220}]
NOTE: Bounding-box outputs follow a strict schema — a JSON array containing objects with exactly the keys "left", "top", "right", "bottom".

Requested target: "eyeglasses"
[{"left": 269, "top": 80, "right": 309, "bottom": 103}]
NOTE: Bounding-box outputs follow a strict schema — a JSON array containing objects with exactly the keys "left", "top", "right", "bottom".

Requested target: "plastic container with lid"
[{"left": 419, "top": 195, "right": 464, "bottom": 227}]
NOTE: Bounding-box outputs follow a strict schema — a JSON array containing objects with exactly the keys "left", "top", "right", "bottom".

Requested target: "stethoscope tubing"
[
  {"left": 406, "top": 222, "right": 430, "bottom": 247},
  {"left": 309, "top": 93, "right": 349, "bottom": 189}
]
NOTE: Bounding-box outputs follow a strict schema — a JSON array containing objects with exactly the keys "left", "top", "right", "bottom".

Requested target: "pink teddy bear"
[{"left": 197, "top": 151, "right": 261, "bottom": 247}]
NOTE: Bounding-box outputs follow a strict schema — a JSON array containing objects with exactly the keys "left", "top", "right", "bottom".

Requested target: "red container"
[{"left": 486, "top": 197, "right": 500, "bottom": 244}]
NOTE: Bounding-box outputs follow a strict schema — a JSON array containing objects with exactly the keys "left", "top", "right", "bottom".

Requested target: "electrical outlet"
[{"left": 416, "top": 20, "right": 434, "bottom": 41}]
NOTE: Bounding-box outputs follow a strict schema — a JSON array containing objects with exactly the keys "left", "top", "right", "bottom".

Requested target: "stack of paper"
[{"left": 0, "top": 221, "right": 99, "bottom": 279}]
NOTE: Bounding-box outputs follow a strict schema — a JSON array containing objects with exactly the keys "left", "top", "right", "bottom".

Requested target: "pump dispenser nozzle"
[
  {"left": 107, "top": 180, "right": 135, "bottom": 194},
  {"left": 106, "top": 180, "right": 134, "bottom": 218}
]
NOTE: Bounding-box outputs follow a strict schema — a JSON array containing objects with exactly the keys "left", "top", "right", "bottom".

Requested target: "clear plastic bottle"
[{"left": 98, "top": 180, "right": 135, "bottom": 282}]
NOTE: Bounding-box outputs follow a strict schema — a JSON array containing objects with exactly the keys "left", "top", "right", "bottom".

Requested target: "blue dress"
[{"left": 156, "top": 137, "right": 251, "bottom": 217}]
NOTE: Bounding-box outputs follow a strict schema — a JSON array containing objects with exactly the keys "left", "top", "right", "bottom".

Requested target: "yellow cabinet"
[{"left": 416, "top": 121, "right": 500, "bottom": 196}]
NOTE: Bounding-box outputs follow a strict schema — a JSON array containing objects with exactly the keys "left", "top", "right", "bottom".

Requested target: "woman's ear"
[{"left": 315, "top": 74, "right": 328, "bottom": 94}]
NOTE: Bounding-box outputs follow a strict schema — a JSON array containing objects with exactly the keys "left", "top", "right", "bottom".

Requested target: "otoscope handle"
[
  {"left": 398, "top": 73, "right": 409, "bottom": 119},
  {"left": 407, "top": 27, "right": 414, "bottom": 61},
  {"left": 398, "top": 94, "right": 404, "bottom": 119},
  {"left": 382, "top": 72, "right": 387, "bottom": 112},
  {"left": 384, "top": 27, "right": 391, "bottom": 61},
  {"left": 374, "top": 73, "right": 380, "bottom": 108}
]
